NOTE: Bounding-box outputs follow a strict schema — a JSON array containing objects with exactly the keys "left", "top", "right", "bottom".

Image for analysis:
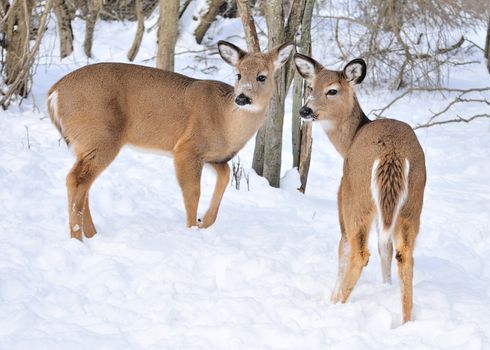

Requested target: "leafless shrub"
[
  {"left": 1, "top": 0, "right": 52, "bottom": 109},
  {"left": 318, "top": 0, "right": 489, "bottom": 89},
  {"left": 231, "top": 157, "right": 250, "bottom": 191},
  {"left": 369, "top": 86, "right": 490, "bottom": 129}
]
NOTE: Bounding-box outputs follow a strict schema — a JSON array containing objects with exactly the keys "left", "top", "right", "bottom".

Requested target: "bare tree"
[
  {"left": 321, "top": 0, "right": 488, "bottom": 89},
  {"left": 236, "top": 0, "right": 259, "bottom": 52},
  {"left": 253, "top": 0, "right": 306, "bottom": 187},
  {"left": 291, "top": 0, "right": 314, "bottom": 193},
  {"left": 156, "top": 0, "right": 178, "bottom": 71},
  {"left": 1, "top": 0, "right": 52, "bottom": 108},
  {"left": 83, "top": 0, "right": 102, "bottom": 57},
  {"left": 194, "top": 0, "right": 225, "bottom": 44},
  {"left": 485, "top": 16, "right": 490, "bottom": 74},
  {"left": 127, "top": 0, "right": 144, "bottom": 61},
  {"left": 370, "top": 87, "right": 490, "bottom": 130},
  {"left": 53, "top": 0, "right": 73, "bottom": 58},
  {"left": 3, "top": 0, "right": 34, "bottom": 96}
]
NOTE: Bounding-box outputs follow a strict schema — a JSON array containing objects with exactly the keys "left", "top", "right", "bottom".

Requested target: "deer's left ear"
[
  {"left": 218, "top": 41, "right": 247, "bottom": 67},
  {"left": 343, "top": 58, "right": 366, "bottom": 84},
  {"left": 271, "top": 42, "right": 295, "bottom": 71}
]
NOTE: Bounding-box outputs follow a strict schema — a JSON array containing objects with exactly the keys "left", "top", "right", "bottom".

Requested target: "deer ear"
[
  {"left": 218, "top": 41, "right": 246, "bottom": 67},
  {"left": 271, "top": 42, "right": 295, "bottom": 71},
  {"left": 343, "top": 58, "right": 366, "bottom": 84},
  {"left": 294, "top": 53, "right": 320, "bottom": 82}
]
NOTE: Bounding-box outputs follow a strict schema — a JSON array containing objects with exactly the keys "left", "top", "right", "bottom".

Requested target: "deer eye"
[
  {"left": 256, "top": 75, "right": 267, "bottom": 82},
  {"left": 326, "top": 89, "right": 338, "bottom": 96},
  {"left": 237, "top": 74, "right": 242, "bottom": 81}
]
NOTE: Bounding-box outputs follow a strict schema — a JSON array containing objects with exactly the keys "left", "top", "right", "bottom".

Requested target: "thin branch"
[
  {"left": 369, "top": 87, "right": 490, "bottom": 118},
  {"left": 414, "top": 114, "right": 490, "bottom": 129}
]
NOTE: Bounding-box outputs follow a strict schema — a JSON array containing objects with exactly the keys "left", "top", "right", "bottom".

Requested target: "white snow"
[{"left": 0, "top": 17, "right": 489, "bottom": 350}]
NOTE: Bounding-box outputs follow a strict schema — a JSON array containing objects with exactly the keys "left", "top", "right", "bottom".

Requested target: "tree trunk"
[
  {"left": 127, "top": 0, "right": 144, "bottom": 61},
  {"left": 1, "top": 0, "right": 51, "bottom": 109},
  {"left": 83, "top": 0, "right": 101, "bottom": 58},
  {"left": 236, "top": 0, "right": 260, "bottom": 52},
  {"left": 4, "top": 0, "right": 34, "bottom": 96},
  {"left": 292, "top": 0, "right": 314, "bottom": 193},
  {"left": 156, "top": 0, "right": 179, "bottom": 71},
  {"left": 53, "top": 0, "right": 73, "bottom": 59},
  {"left": 485, "top": 16, "right": 490, "bottom": 74},
  {"left": 236, "top": 0, "right": 264, "bottom": 175},
  {"left": 298, "top": 121, "right": 312, "bottom": 193},
  {"left": 260, "top": 0, "right": 285, "bottom": 187},
  {"left": 254, "top": 0, "right": 306, "bottom": 187},
  {"left": 194, "top": 0, "right": 225, "bottom": 44}
]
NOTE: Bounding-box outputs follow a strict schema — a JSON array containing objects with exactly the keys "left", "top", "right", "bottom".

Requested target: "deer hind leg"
[
  {"left": 332, "top": 182, "right": 374, "bottom": 303},
  {"left": 377, "top": 223, "right": 394, "bottom": 284},
  {"left": 394, "top": 216, "right": 417, "bottom": 323},
  {"left": 174, "top": 150, "right": 203, "bottom": 228},
  {"left": 66, "top": 144, "right": 119, "bottom": 240},
  {"left": 199, "top": 162, "right": 230, "bottom": 228},
  {"left": 82, "top": 194, "right": 96, "bottom": 238}
]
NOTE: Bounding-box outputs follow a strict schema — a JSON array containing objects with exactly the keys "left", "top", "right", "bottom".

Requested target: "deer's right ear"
[
  {"left": 218, "top": 41, "right": 246, "bottom": 67},
  {"left": 294, "top": 53, "right": 319, "bottom": 82}
]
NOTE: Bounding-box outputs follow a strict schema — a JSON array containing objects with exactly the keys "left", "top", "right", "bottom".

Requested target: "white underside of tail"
[{"left": 370, "top": 158, "right": 410, "bottom": 246}]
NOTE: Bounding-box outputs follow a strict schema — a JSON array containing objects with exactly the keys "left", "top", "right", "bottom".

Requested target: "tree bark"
[
  {"left": 1, "top": 0, "right": 51, "bottom": 108},
  {"left": 53, "top": 0, "right": 73, "bottom": 59},
  {"left": 298, "top": 121, "right": 312, "bottom": 193},
  {"left": 261, "top": 0, "right": 285, "bottom": 187},
  {"left": 194, "top": 0, "right": 225, "bottom": 44},
  {"left": 292, "top": 0, "right": 314, "bottom": 193},
  {"left": 485, "top": 16, "right": 490, "bottom": 74},
  {"left": 156, "top": 0, "right": 179, "bottom": 71},
  {"left": 127, "top": 0, "right": 144, "bottom": 61},
  {"left": 236, "top": 0, "right": 264, "bottom": 175},
  {"left": 254, "top": 0, "right": 306, "bottom": 187},
  {"left": 4, "top": 0, "right": 34, "bottom": 96},
  {"left": 236, "top": 0, "right": 260, "bottom": 52},
  {"left": 83, "top": 0, "right": 101, "bottom": 58}
]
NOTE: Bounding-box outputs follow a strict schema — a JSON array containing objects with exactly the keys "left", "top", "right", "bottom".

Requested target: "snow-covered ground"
[{"left": 1, "top": 13, "right": 490, "bottom": 350}]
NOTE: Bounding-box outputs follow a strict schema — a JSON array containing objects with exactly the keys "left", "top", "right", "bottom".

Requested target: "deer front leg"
[
  {"left": 174, "top": 151, "right": 203, "bottom": 228},
  {"left": 199, "top": 162, "right": 230, "bottom": 228}
]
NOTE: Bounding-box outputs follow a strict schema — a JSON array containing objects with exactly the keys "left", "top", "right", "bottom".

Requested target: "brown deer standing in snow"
[
  {"left": 294, "top": 53, "right": 426, "bottom": 323},
  {"left": 47, "top": 41, "right": 294, "bottom": 241}
]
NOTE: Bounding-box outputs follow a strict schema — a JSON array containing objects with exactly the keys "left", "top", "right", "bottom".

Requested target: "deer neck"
[
  {"left": 223, "top": 97, "right": 269, "bottom": 151},
  {"left": 324, "top": 96, "right": 370, "bottom": 158}
]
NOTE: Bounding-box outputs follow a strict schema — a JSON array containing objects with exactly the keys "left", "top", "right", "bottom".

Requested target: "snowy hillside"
[{"left": 1, "top": 16, "right": 490, "bottom": 350}]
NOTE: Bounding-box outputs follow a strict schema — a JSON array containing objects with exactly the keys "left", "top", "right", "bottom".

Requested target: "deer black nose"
[
  {"left": 299, "top": 106, "right": 313, "bottom": 118},
  {"left": 235, "top": 93, "right": 251, "bottom": 106}
]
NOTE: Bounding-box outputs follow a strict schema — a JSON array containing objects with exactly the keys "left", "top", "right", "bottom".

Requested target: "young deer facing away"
[
  {"left": 48, "top": 41, "right": 294, "bottom": 241},
  {"left": 294, "top": 54, "right": 426, "bottom": 323}
]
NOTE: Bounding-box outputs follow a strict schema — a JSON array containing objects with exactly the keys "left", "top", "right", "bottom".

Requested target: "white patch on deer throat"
[
  {"left": 319, "top": 119, "right": 335, "bottom": 131},
  {"left": 72, "top": 224, "right": 80, "bottom": 232}
]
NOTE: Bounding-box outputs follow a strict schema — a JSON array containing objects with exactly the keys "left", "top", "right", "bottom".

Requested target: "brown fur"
[
  {"left": 294, "top": 53, "right": 426, "bottom": 323},
  {"left": 376, "top": 150, "right": 405, "bottom": 229},
  {"left": 48, "top": 41, "right": 293, "bottom": 241}
]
